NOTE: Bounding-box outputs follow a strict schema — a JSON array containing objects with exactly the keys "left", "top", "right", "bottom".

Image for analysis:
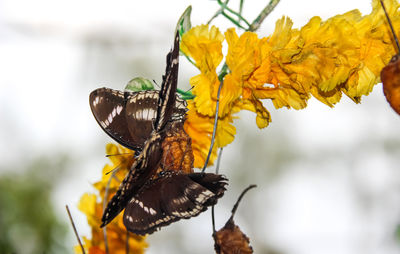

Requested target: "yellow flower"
[
  {"left": 76, "top": 144, "right": 147, "bottom": 254},
  {"left": 182, "top": 0, "right": 399, "bottom": 166},
  {"left": 184, "top": 101, "right": 236, "bottom": 168},
  {"left": 93, "top": 144, "right": 135, "bottom": 197},
  {"left": 181, "top": 25, "right": 229, "bottom": 117},
  {"left": 181, "top": 24, "right": 224, "bottom": 73},
  {"left": 255, "top": 0, "right": 397, "bottom": 106}
]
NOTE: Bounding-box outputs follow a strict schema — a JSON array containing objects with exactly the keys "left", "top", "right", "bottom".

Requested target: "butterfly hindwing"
[
  {"left": 124, "top": 90, "right": 159, "bottom": 147},
  {"left": 90, "top": 87, "right": 187, "bottom": 153},
  {"left": 123, "top": 171, "right": 228, "bottom": 235}
]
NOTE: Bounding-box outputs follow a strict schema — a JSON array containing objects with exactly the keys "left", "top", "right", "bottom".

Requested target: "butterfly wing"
[
  {"left": 154, "top": 31, "right": 180, "bottom": 132},
  {"left": 123, "top": 171, "right": 228, "bottom": 235},
  {"left": 124, "top": 90, "right": 159, "bottom": 147},
  {"left": 90, "top": 88, "right": 187, "bottom": 153},
  {"left": 90, "top": 88, "right": 142, "bottom": 151},
  {"left": 100, "top": 133, "right": 164, "bottom": 227}
]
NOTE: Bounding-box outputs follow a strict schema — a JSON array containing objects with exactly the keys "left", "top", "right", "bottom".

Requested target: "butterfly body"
[{"left": 159, "top": 121, "right": 194, "bottom": 174}]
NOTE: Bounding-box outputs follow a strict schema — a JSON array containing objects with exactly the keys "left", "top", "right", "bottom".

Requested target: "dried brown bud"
[
  {"left": 213, "top": 185, "right": 256, "bottom": 254},
  {"left": 213, "top": 219, "right": 253, "bottom": 254},
  {"left": 381, "top": 55, "right": 400, "bottom": 115},
  {"left": 380, "top": 0, "right": 400, "bottom": 116}
]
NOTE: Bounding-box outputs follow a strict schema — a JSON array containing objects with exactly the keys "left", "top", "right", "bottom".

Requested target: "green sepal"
[
  {"left": 176, "top": 6, "right": 192, "bottom": 37},
  {"left": 177, "top": 88, "right": 195, "bottom": 100}
]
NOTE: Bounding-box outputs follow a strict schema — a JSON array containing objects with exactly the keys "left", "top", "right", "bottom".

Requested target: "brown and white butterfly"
[{"left": 91, "top": 31, "right": 228, "bottom": 234}]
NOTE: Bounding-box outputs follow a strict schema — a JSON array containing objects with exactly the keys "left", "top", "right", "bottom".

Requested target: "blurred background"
[{"left": 1, "top": 0, "right": 400, "bottom": 253}]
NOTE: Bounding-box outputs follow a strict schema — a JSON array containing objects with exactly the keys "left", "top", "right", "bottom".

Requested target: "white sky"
[{"left": 1, "top": 0, "right": 400, "bottom": 254}]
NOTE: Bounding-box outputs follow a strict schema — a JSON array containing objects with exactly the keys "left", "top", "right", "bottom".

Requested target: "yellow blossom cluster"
[
  {"left": 76, "top": 144, "right": 147, "bottom": 254},
  {"left": 182, "top": 0, "right": 400, "bottom": 167}
]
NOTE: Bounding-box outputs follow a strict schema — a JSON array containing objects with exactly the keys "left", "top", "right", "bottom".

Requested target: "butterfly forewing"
[
  {"left": 154, "top": 32, "right": 180, "bottom": 132},
  {"left": 123, "top": 171, "right": 227, "bottom": 235},
  {"left": 90, "top": 88, "right": 142, "bottom": 151},
  {"left": 100, "top": 133, "right": 164, "bottom": 227}
]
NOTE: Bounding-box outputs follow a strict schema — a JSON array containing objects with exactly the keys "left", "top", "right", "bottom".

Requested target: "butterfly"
[
  {"left": 380, "top": 0, "right": 400, "bottom": 115},
  {"left": 213, "top": 185, "right": 256, "bottom": 254},
  {"left": 95, "top": 32, "right": 228, "bottom": 234}
]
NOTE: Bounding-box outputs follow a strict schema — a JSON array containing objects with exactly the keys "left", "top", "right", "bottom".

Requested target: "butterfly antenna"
[
  {"left": 153, "top": 79, "right": 160, "bottom": 89},
  {"left": 380, "top": 0, "right": 400, "bottom": 53},
  {"left": 66, "top": 205, "right": 86, "bottom": 254},
  {"left": 202, "top": 80, "right": 224, "bottom": 173},
  {"left": 105, "top": 152, "right": 134, "bottom": 158},
  {"left": 105, "top": 152, "right": 134, "bottom": 175},
  {"left": 228, "top": 185, "right": 257, "bottom": 222},
  {"left": 105, "top": 165, "right": 121, "bottom": 175}
]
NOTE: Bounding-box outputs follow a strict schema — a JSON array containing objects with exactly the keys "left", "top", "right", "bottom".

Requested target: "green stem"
[
  {"left": 218, "top": 63, "right": 229, "bottom": 81},
  {"left": 221, "top": 11, "right": 247, "bottom": 30},
  {"left": 208, "top": 0, "right": 230, "bottom": 24},
  {"left": 216, "top": 0, "right": 280, "bottom": 80},
  {"left": 181, "top": 49, "right": 197, "bottom": 67},
  {"left": 238, "top": 0, "right": 244, "bottom": 24},
  {"left": 217, "top": 0, "right": 251, "bottom": 27},
  {"left": 248, "top": 0, "right": 280, "bottom": 32}
]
